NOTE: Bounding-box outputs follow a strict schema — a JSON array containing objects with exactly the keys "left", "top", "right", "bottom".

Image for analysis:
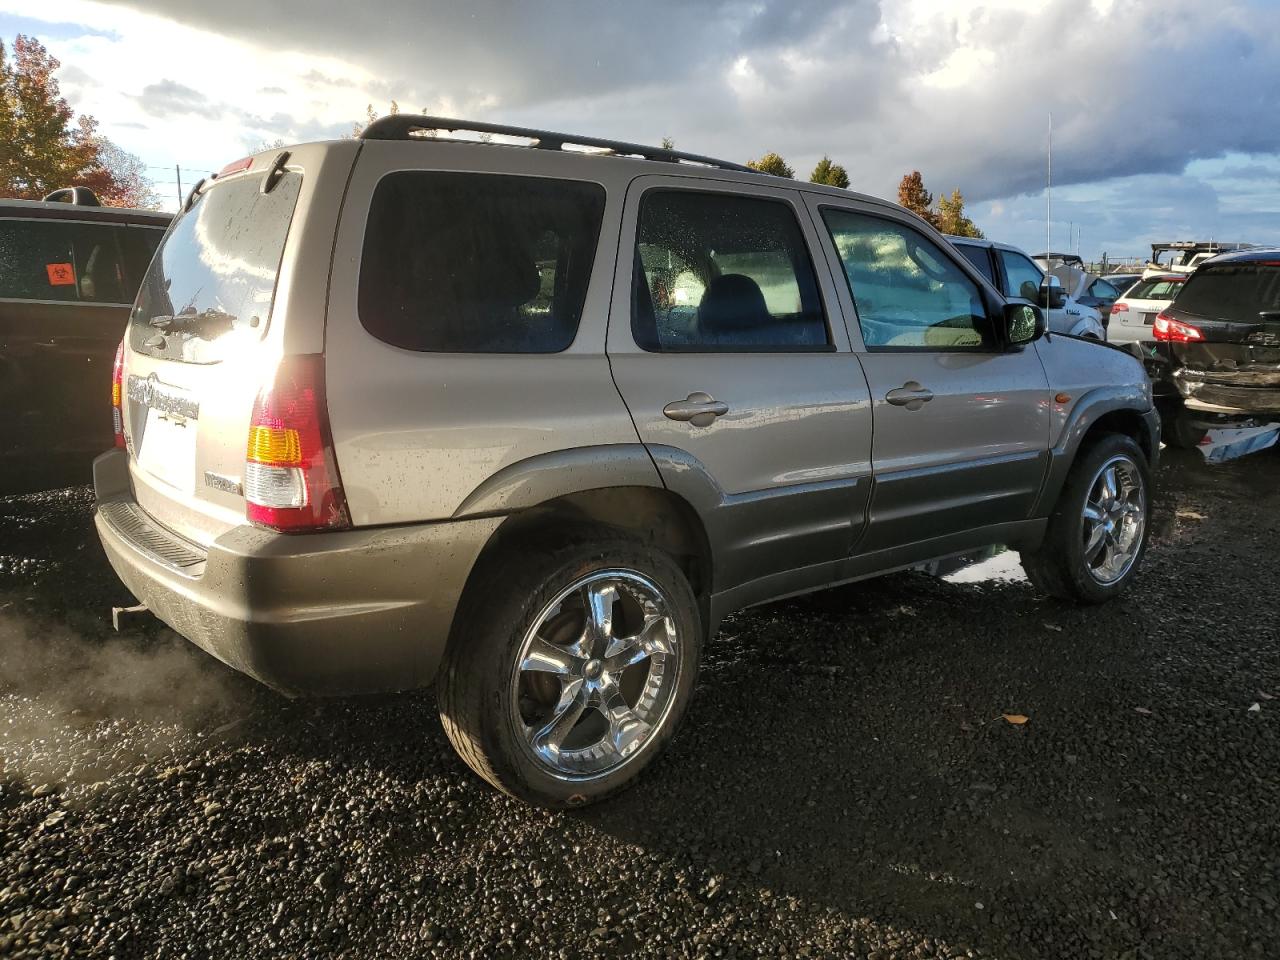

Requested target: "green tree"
[
  {"left": 808, "top": 155, "right": 849, "bottom": 189},
  {"left": 0, "top": 34, "right": 152, "bottom": 205},
  {"left": 936, "top": 188, "right": 984, "bottom": 238},
  {"left": 660, "top": 136, "right": 675, "bottom": 150},
  {"left": 746, "top": 152, "right": 794, "bottom": 178},
  {"left": 897, "top": 170, "right": 937, "bottom": 227},
  {"left": 351, "top": 100, "right": 400, "bottom": 138}
]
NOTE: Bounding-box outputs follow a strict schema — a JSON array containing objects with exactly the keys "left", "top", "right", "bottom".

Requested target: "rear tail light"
[
  {"left": 1111, "top": 302, "right": 1128, "bottom": 314},
  {"left": 111, "top": 339, "right": 126, "bottom": 448},
  {"left": 1152, "top": 313, "right": 1204, "bottom": 342},
  {"left": 244, "top": 355, "right": 350, "bottom": 532}
]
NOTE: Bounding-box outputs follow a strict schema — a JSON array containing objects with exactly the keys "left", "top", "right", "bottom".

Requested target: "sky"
[{"left": 2, "top": 0, "right": 1278, "bottom": 260}]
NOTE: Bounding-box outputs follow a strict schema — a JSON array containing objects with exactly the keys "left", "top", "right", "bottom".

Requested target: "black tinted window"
[
  {"left": 632, "top": 191, "right": 828, "bottom": 352},
  {"left": 130, "top": 171, "right": 302, "bottom": 363},
  {"left": 359, "top": 172, "right": 604, "bottom": 353},
  {"left": 1175, "top": 262, "right": 1280, "bottom": 322},
  {"left": 953, "top": 243, "right": 994, "bottom": 283},
  {"left": 999, "top": 250, "right": 1045, "bottom": 302},
  {"left": 0, "top": 218, "right": 161, "bottom": 305}
]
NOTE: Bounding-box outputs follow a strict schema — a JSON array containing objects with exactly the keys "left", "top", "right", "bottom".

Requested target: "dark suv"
[
  {"left": 1147, "top": 249, "right": 1280, "bottom": 445},
  {"left": 0, "top": 189, "right": 169, "bottom": 491}
]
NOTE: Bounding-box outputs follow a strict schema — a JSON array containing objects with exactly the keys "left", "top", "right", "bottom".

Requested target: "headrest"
[{"left": 697, "top": 273, "right": 770, "bottom": 335}]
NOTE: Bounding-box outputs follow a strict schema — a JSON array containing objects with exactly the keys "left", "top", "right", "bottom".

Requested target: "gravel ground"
[{"left": 1, "top": 446, "right": 1277, "bottom": 959}]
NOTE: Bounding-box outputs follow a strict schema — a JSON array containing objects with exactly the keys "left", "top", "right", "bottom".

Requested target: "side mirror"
[
  {"left": 1041, "top": 275, "right": 1067, "bottom": 310},
  {"left": 1004, "top": 302, "right": 1045, "bottom": 346}
]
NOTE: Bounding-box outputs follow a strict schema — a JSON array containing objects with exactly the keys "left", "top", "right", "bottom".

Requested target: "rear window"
[
  {"left": 1174, "top": 263, "right": 1280, "bottom": 323},
  {"left": 0, "top": 218, "right": 161, "bottom": 305},
  {"left": 358, "top": 172, "right": 605, "bottom": 353},
  {"left": 129, "top": 170, "right": 302, "bottom": 364},
  {"left": 1125, "top": 277, "right": 1184, "bottom": 300}
]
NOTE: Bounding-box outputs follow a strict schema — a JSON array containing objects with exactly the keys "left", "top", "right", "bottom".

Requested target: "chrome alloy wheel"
[
  {"left": 1081, "top": 454, "right": 1147, "bottom": 585},
  {"left": 510, "top": 570, "right": 681, "bottom": 780}
]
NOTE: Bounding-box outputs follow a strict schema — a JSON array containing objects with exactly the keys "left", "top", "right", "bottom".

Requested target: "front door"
[
  {"left": 607, "top": 177, "right": 873, "bottom": 595},
  {"left": 807, "top": 199, "right": 1051, "bottom": 557}
]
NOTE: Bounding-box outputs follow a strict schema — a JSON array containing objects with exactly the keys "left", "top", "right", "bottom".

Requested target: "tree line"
[
  {"left": 1, "top": 35, "right": 153, "bottom": 206},
  {"left": 742, "top": 152, "right": 984, "bottom": 238}
]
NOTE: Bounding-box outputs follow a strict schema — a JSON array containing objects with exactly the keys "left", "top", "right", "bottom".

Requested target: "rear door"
[
  {"left": 121, "top": 143, "right": 356, "bottom": 545},
  {"left": 607, "top": 176, "right": 873, "bottom": 594},
  {"left": 807, "top": 197, "right": 1051, "bottom": 556}
]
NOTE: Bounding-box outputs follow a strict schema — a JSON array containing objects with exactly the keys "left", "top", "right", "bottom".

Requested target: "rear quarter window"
[
  {"left": 0, "top": 218, "right": 162, "bottom": 305},
  {"left": 357, "top": 172, "right": 605, "bottom": 353}
]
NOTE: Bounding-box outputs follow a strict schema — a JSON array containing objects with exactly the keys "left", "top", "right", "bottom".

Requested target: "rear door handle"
[
  {"left": 663, "top": 392, "right": 729, "bottom": 427},
  {"left": 885, "top": 381, "right": 934, "bottom": 411}
]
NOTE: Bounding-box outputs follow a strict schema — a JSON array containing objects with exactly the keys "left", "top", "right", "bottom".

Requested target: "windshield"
[
  {"left": 1174, "top": 262, "right": 1280, "bottom": 323},
  {"left": 129, "top": 170, "right": 302, "bottom": 363}
]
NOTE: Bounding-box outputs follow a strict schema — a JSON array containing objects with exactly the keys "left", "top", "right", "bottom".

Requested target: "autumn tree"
[
  {"left": 897, "top": 170, "right": 937, "bottom": 227},
  {"left": 936, "top": 188, "right": 984, "bottom": 238},
  {"left": 747, "top": 152, "right": 794, "bottom": 178},
  {"left": 809, "top": 155, "right": 849, "bottom": 189},
  {"left": 0, "top": 35, "right": 153, "bottom": 206}
]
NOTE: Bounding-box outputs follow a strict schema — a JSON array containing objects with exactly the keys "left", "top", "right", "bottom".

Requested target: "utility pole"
[{"left": 175, "top": 164, "right": 183, "bottom": 210}]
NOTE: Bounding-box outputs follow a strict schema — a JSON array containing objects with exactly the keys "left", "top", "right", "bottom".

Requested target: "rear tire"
[
  {"left": 1161, "top": 411, "right": 1208, "bottom": 449},
  {"left": 1019, "top": 434, "right": 1152, "bottom": 604},
  {"left": 437, "top": 534, "right": 701, "bottom": 808}
]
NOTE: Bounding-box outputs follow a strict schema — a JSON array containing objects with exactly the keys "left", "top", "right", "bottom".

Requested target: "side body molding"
[{"left": 451, "top": 444, "right": 664, "bottom": 517}]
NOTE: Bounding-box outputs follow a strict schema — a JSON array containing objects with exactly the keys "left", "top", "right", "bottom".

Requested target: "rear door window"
[
  {"left": 358, "top": 172, "right": 605, "bottom": 353},
  {"left": 632, "top": 190, "right": 829, "bottom": 351},
  {"left": 954, "top": 243, "right": 995, "bottom": 284},
  {"left": 0, "top": 218, "right": 162, "bottom": 305},
  {"left": 1175, "top": 262, "right": 1280, "bottom": 322},
  {"left": 129, "top": 170, "right": 302, "bottom": 364}
]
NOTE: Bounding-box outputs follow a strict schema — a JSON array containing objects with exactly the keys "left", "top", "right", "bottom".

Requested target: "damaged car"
[{"left": 1145, "top": 249, "right": 1280, "bottom": 446}]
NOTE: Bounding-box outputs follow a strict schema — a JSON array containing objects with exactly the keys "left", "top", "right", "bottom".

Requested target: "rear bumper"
[
  {"left": 1149, "top": 343, "right": 1280, "bottom": 417},
  {"left": 92, "top": 449, "right": 501, "bottom": 696}
]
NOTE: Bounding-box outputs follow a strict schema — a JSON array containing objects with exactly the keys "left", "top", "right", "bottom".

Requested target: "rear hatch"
[
  {"left": 1160, "top": 259, "right": 1280, "bottom": 412},
  {"left": 119, "top": 144, "right": 354, "bottom": 546}
]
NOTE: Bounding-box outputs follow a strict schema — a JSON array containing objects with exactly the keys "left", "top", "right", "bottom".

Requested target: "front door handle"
[
  {"left": 885, "top": 381, "right": 934, "bottom": 411},
  {"left": 663, "top": 392, "right": 729, "bottom": 427}
]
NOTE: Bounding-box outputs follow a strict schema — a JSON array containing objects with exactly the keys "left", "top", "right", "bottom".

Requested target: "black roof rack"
[
  {"left": 360, "top": 114, "right": 756, "bottom": 174},
  {"left": 43, "top": 186, "right": 101, "bottom": 206}
]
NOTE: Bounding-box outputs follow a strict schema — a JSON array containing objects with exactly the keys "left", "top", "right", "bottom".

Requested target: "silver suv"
[{"left": 94, "top": 117, "right": 1159, "bottom": 807}]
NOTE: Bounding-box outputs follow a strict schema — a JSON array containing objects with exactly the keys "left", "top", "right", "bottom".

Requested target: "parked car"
[
  {"left": 1108, "top": 273, "right": 1187, "bottom": 344},
  {"left": 951, "top": 237, "right": 1107, "bottom": 339},
  {"left": 1035, "top": 255, "right": 1126, "bottom": 328},
  {"left": 1147, "top": 241, "right": 1253, "bottom": 276},
  {"left": 0, "top": 189, "right": 168, "bottom": 491},
  {"left": 1144, "top": 248, "right": 1280, "bottom": 446},
  {"left": 94, "top": 120, "right": 1159, "bottom": 807}
]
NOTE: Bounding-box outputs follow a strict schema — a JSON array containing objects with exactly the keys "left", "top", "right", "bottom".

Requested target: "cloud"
[
  {"left": 11, "top": 0, "right": 1279, "bottom": 251},
  {"left": 135, "top": 78, "right": 216, "bottom": 118}
]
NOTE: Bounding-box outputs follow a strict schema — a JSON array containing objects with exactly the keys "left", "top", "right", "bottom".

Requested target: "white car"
[
  {"left": 949, "top": 238, "right": 1107, "bottom": 339},
  {"left": 1107, "top": 273, "right": 1187, "bottom": 344}
]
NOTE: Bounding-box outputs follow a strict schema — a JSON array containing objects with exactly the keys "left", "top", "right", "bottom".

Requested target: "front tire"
[
  {"left": 1019, "top": 434, "right": 1152, "bottom": 604},
  {"left": 438, "top": 535, "right": 701, "bottom": 808}
]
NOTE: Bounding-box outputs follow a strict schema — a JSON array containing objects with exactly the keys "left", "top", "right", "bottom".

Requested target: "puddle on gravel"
[{"left": 0, "top": 611, "right": 249, "bottom": 788}]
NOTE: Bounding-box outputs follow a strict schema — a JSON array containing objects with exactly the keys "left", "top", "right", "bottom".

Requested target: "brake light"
[
  {"left": 1153, "top": 313, "right": 1204, "bottom": 342},
  {"left": 111, "top": 339, "right": 126, "bottom": 448},
  {"left": 217, "top": 157, "right": 253, "bottom": 177},
  {"left": 244, "top": 355, "right": 350, "bottom": 532},
  {"left": 1111, "top": 302, "right": 1128, "bottom": 314}
]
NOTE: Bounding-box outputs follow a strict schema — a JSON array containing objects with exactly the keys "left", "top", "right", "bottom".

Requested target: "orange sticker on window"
[{"left": 46, "top": 262, "right": 76, "bottom": 286}]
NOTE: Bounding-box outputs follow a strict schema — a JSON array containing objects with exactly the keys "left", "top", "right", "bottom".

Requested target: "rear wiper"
[{"left": 148, "top": 308, "right": 237, "bottom": 337}]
